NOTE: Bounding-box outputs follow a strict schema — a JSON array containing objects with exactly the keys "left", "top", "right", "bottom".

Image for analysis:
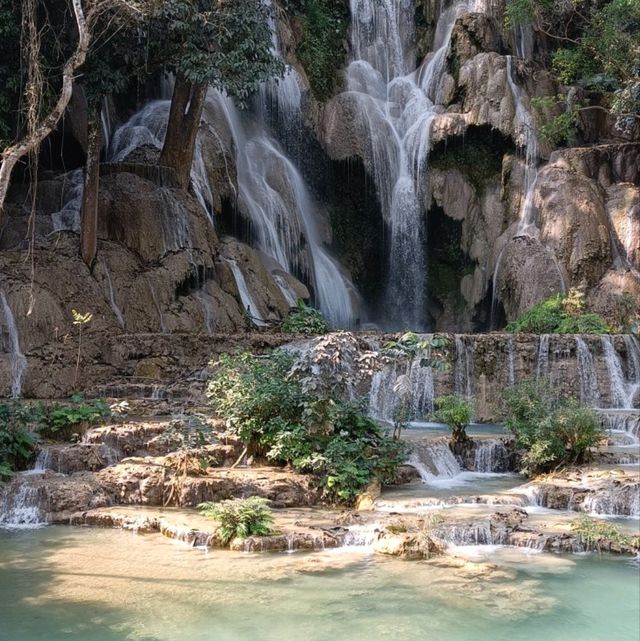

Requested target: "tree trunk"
[
  {"left": 159, "top": 74, "right": 208, "bottom": 190},
  {"left": 80, "top": 116, "right": 102, "bottom": 268}
]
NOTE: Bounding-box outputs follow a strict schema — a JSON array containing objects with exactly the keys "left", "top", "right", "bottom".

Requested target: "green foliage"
[
  {"left": 207, "top": 351, "right": 404, "bottom": 502},
  {"left": 198, "top": 497, "right": 275, "bottom": 544},
  {"left": 0, "top": 404, "right": 39, "bottom": 476},
  {"left": 148, "top": 0, "right": 283, "bottom": 105},
  {"left": 506, "top": 291, "right": 610, "bottom": 334},
  {"left": 532, "top": 95, "right": 580, "bottom": 148},
  {"left": 0, "top": 397, "right": 110, "bottom": 475},
  {"left": 285, "top": 0, "right": 349, "bottom": 100},
  {"left": 571, "top": 515, "right": 638, "bottom": 549},
  {"left": 281, "top": 299, "right": 330, "bottom": 335},
  {"left": 383, "top": 332, "right": 450, "bottom": 370},
  {"left": 433, "top": 395, "right": 473, "bottom": 443},
  {"left": 502, "top": 379, "right": 604, "bottom": 473},
  {"left": 505, "top": 0, "right": 640, "bottom": 116}
]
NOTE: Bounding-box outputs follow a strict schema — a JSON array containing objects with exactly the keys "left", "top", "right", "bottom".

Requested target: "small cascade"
[
  {"left": 0, "top": 291, "right": 27, "bottom": 398},
  {"left": 408, "top": 440, "right": 463, "bottom": 482},
  {"left": 0, "top": 477, "right": 47, "bottom": 528},
  {"left": 224, "top": 259, "right": 268, "bottom": 327},
  {"left": 583, "top": 488, "right": 640, "bottom": 518},
  {"left": 194, "top": 290, "right": 216, "bottom": 336},
  {"left": 575, "top": 337, "right": 600, "bottom": 406},
  {"left": 454, "top": 336, "right": 474, "bottom": 399},
  {"left": 506, "top": 336, "right": 516, "bottom": 386},
  {"left": 601, "top": 337, "right": 632, "bottom": 408},
  {"left": 474, "top": 440, "right": 510, "bottom": 473},
  {"left": 50, "top": 169, "right": 83, "bottom": 232},
  {"left": 100, "top": 263, "right": 125, "bottom": 329},
  {"left": 368, "top": 345, "right": 435, "bottom": 422},
  {"left": 536, "top": 334, "right": 550, "bottom": 379}
]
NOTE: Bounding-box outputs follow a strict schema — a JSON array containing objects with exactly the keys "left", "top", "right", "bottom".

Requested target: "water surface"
[{"left": 0, "top": 527, "right": 638, "bottom": 641}]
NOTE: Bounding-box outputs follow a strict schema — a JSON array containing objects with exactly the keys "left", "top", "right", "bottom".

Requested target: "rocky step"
[{"left": 523, "top": 467, "right": 640, "bottom": 517}]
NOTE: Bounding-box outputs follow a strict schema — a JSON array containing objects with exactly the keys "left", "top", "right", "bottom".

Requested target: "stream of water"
[{"left": 0, "top": 527, "right": 637, "bottom": 641}]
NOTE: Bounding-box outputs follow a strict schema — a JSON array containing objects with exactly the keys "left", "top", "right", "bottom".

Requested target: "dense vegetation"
[
  {"left": 284, "top": 0, "right": 349, "bottom": 100},
  {"left": 506, "top": 0, "right": 640, "bottom": 145},
  {"left": 207, "top": 350, "right": 404, "bottom": 502},
  {"left": 502, "top": 379, "right": 603, "bottom": 473},
  {"left": 0, "top": 397, "right": 110, "bottom": 478},
  {"left": 506, "top": 290, "right": 611, "bottom": 334}
]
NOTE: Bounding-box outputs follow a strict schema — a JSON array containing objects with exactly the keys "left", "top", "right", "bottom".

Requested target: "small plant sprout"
[{"left": 71, "top": 310, "right": 93, "bottom": 387}]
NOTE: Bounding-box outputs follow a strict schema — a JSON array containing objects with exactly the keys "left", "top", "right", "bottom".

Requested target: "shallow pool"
[{"left": 0, "top": 527, "right": 638, "bottom": 641}]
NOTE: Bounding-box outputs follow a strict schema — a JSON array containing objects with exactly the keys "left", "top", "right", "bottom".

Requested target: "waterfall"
[
  {"left": 454, "top": 336, "right": 474, "bottom": 399},
  {"left": 204, "top": 92, "right": 357, "bottom": 327},
  {"left": 345, "top": 0, "right": 485, "bottom": 329},
  {"left": 368, "top": 345, "right": 435, "bottom": 421},
  {"left": 194, "top": 290, "right": 216, "bottom": 335},
  {"left": 50, "top": 169, "right": 83, "bottom": 232},
  {"left": 224, "top": 259, "right": 268, "bottom": 327},
  {"left": 101, "top": 263, "right": 125, "bottom": 329},
  {"left": 0, "top": 477, "right": 46, "bottom": 528},
  {"left": 0, "top": 291, "right": 27, "bottom": 399},
  {"left": 601, "top": 336, "right": 638, "bottom": 409},
  {"left": 408, "top": 439, "right": 463, "bottom": 482},
  {"left": 575, "top": 337, "right": 600, "bottom": 406},
  {"left": 506, "top": 336, "right": 516, "bottom": 386},
  {"left": 536, "top": 334, "right": 550, "bottom": 378},
  {"left": 474, "top": 440, "right": 510, "bottom": 473}
]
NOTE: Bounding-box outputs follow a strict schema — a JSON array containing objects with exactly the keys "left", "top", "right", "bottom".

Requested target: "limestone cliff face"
[{"left": 0, "top": 1, "right": 638, "bottom": 342}]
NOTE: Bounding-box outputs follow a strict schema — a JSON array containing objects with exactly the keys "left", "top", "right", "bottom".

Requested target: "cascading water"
[
  {"left": 0, "top": 291, "right": 27, "bottom": 398},
  {"left": 345, "top": 0, "right": 486, "bottom": 329},
  {"left": 536, "top": 334, "right": 550, "bottom": 379},
  {"left": 408, "top": 439, "right": 463, "bottom": 482},
  {"left": 575, "top": 337, "right": 600, "bottom": 407},
  {"left": 506, "top": 336, "right": 516, "bottom": 386},
  {"left": 454, "top": 335, "right": 474, "bottom": 399},
  {"left": 474, "top": 440, "right": 510, "bottom": 473},
  {"left": 203, "top": 91, "right": 357, "bottom": 328},
  {"left": 368, "top": 342, "right": 435, "bottom": 421},
  {"left": 601, "top": 336, "right": 640, "bottom": 409},
  {"left": 224, "top": 259, "right": 268, "bottom": 327}
]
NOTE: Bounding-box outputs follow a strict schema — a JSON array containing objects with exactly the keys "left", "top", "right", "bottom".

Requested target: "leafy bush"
[
  {"left": 506, "top": 291, "right": 610, "bottom": 334},
  {"left": 502, "top": 379, "right": 604, "bottom": 473},
  {"left": 0, "top": 398, "right": 110, "bottom": 475},
  {"left": 433, "top": 395, "right": 473, "bottom": 443},
  {"left": 571, "top": 515, "right": 638, "bottom": 550},
  {"left": 0, "top": 405, "right": 39, "bottom": 476},
  {"left": 199, "top": 497, "right": 275, "bottom": 544},
  {"left": 285, "top": 0, "right": 349, "bottom": 100},
  {"left": 281, "top": 299, "right": 330, "bottom": 335},
  {"left": 207, "top": 351, "right": 404, "bottom": 502}
]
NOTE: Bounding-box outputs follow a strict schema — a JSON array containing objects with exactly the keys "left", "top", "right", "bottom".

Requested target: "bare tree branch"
[{"left": 0, "top": 0, "right": 95, "bottom": 223}]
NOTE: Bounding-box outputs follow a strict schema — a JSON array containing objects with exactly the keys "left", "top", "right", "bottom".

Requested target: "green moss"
[
  {"left": 430, "top": 140, "right": 503, "bottom": 192},
  {"left": 506, "top": 293, "right": 611, "bottom": 334},
  {"left": 427, "top": 210, "right": 474, "bottom": 313},
  {"left": 285, "top": 0, "right": 350, "bottom": 101}
]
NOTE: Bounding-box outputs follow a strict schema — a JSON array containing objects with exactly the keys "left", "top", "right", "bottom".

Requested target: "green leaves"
[
  {"left": 506, "top": 291, "right": 610, "bottom": 334},
  {"left": 281, "top": 299, "right": 330, "bottom": 335},
  {"left": 433, "top": 395, "right": 473, "bottom": 443},
  {"left": 199, "top": 497, "right": 275, "bottom": 545},
  {"left": 502, "top": 379, "right": 603, "bottom": 473},
  {"left": 207, "top": 350, "right": 404, "bottom": 503}
]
